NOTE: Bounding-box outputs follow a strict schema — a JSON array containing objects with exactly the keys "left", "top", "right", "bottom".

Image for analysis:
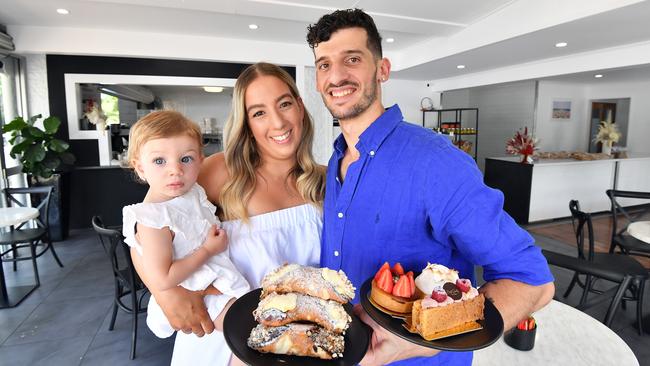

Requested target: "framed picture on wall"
[{"left": 552, "top": 100, "right": 572, "bottom": 119}]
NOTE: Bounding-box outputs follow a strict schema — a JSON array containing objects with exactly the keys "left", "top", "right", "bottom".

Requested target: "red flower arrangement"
[{"left": 506, "top": 127, "right": 538, "bottom": 164}]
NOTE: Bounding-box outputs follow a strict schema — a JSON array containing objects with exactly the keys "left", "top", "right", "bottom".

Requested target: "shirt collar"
[
  {"left": 357, "top": 104, "right": 402, "bottom": 154},
  {"left": 331, "top": 104, "right": 403, "bottom": 157}
]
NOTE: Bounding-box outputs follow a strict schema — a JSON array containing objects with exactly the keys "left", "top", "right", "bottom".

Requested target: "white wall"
[
  {"left": 302, "top": 66, "right": 333, "bottom": 165},
  {"left": 584, "top": 77, "right": 650, "bottom": 154},
  {"left": 535, "top": 75, "right": 650, "bottom": 154},
  {"left": 535, "top": 81, "right": 589, "bottom": 151},
  {"left": 382, "top": 78, "right": 435, "bottom": 126},
  {"left": 443, "top": 81, "right": 536, "bottom": 171}
]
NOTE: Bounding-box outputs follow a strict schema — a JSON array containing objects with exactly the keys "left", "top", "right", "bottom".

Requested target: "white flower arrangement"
[
  {"left": 84, "top": 100, "right": 108, "bottom": 132},
  {"left": 594, "top": 121, "right": 621, "bottom": 146}
]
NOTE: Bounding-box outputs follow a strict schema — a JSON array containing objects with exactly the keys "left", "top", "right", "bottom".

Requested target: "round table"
[
  {"left": 0, "top": 206, "right": 41, "bottom": 308},
  {"left": 473, "top": 300, "right": 638, "bottom": 366},
  {"left": 627, "top": 221, "right": 650, "bottom": 244},
  {"left": 0, "top": 207, "right": 39, "bottom": 227}
]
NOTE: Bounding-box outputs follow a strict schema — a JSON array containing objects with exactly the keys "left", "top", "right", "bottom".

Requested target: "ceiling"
[
  {"left": 0, "top": 0, "right": 513, "bottom": 50},
  {"left": 1, "top": 0, "right": 650, "bottom": 81}
]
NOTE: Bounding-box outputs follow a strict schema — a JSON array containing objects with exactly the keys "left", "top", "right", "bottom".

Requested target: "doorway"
[{"left": 588, "top": 98, "right": 630, "bottom": 153}]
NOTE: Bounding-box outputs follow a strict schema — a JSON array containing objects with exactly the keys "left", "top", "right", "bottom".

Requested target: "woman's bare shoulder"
[{"left": 198, "top": 152, "right": 229, "bottom": 203}]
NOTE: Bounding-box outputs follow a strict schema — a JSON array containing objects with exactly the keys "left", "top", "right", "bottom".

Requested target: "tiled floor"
[
  {"left": 0, "top": 230, "right": 173, "bottom": 366},
  {"left": 1, "top": 229, "right": 649, "bottom": 365}
]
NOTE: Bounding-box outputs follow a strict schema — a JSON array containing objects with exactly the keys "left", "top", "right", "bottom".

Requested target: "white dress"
[
  {"left": 122, "top": 184, "right": 250, "bottom": 338},
  {"left": 171, "top": 203, "right": 322, "bottom": 366}
]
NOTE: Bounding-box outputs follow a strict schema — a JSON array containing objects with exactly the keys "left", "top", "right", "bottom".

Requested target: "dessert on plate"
[
  {"left": 409, "top": 263, "right": 485, "bottom": 340},
  {"left": 247, "top": 264, "right": 355, "bottom": 359},
  {"left": 370, "top": 262, "right": 419, "bottom": 314}
]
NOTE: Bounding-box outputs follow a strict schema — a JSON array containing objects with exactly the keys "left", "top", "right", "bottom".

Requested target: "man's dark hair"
[{"left": 306, "top": 8, "right": 383, "bottom": 59}]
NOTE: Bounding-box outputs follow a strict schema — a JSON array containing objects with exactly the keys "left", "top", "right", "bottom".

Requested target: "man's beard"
[{"left": 323, "top": 78, "right": 378, "bottom": 121}]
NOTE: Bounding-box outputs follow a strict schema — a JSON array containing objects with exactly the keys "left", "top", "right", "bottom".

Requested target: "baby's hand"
[{"left": 202, "top": 225, "right": 228, "bottom": 256}]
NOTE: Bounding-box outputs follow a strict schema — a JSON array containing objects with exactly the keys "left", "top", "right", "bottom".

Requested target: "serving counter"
[{"left": 484, "top": 154, "right": 650, "bottom": 224}]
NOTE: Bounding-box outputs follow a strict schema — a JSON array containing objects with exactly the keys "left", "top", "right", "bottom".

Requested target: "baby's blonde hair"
[{"left": 127, "top": 110, "right": 203, "bottom": 170}]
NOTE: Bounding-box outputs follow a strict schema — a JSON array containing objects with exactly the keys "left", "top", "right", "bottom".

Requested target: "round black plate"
[
  {"left": 224, "top": 288, "right": 371, "bottom": 366},
  {"left": 360, "top": 278, "right": 503, "bottom": 352}
]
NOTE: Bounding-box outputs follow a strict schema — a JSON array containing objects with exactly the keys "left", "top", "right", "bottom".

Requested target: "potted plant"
[{"left": 2, "top": 114, "right": 76, "bottom": 240}]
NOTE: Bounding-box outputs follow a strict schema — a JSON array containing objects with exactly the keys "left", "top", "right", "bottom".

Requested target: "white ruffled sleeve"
[{"left": 122, "top": 203, "right": 173, "bottom": 256}]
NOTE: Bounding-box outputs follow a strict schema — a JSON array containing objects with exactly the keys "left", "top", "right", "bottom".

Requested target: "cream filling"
[
  {"left": 321, "top": 268, "right": 355, "bottom": 300},
  {"left": 421, "top": 287, "right": 479, "bottom": 309},
  {"left": 259, "top": 293, "right": 297, "bottom": 312}
]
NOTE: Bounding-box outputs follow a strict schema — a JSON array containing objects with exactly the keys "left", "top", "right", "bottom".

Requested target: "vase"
[
  {"left": 520, "top": 154, "right": 532, "bottom": 164},
  {"left": 602, "top": 142, "right": 612, "bottom": 155}
]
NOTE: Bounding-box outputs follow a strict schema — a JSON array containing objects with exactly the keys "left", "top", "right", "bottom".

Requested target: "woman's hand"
[{"left": 154, "top": 286, "right": 216, "bottom": 337}]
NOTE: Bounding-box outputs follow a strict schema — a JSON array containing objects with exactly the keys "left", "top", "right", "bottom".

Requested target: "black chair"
[
  {"left": 92, "top": 216, "right": 148, "bottom": 360},
  {"left": 0, "top": 186, "right": 64, "bottom": 283},
  {"left": 606, "top": 189, "right": 650, "bottom": 258},
  {"left": 544, "top": 200, "right": 647, "bottom": 334}
]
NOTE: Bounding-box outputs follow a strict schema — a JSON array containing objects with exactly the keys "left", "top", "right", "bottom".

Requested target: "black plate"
[
  {"left": 360, "top": 277, "right": 503, "bottom": 352},
  {"left": 224, "top": 288, "right": 371, "bottom": 366}
]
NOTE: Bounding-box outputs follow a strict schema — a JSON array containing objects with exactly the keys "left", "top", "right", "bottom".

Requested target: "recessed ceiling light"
[
  {"left": 456, "top": 65, "right": 466, "bottom": 69},
  {"left": 555, "top": 42, "right": 568, "bottom": 48},
  {"left": 56, "top": 8, "right": 69, "bottom": 15},
  {"left": 594, "top": 74, "right": 604, "bottom": 78},
  {"left": 248, "top": 24, "right": 259, "bottom": 30},
  {"left": 203, "top": 86, "right": 224, "bottom": 93},
  {"left": 386, "top": 38, "right": 395, "bottom": 43}
]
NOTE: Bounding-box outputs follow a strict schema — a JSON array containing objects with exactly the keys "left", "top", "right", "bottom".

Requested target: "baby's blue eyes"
[{"left": 152, "top": 156, "right": 194, "bottom": 165}]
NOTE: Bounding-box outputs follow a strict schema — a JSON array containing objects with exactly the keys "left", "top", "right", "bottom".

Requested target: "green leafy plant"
[{"left": 2, "top": 114, "right": 75, "bottom": 179}]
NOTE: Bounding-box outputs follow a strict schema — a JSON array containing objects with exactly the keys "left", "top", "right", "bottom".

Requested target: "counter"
[{"left": 484, "top": 153, "right": 650, "bottom": 223}]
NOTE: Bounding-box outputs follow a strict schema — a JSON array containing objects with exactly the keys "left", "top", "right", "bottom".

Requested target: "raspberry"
[
  {"left": 431, "top": 287, "right": 448, "bottom": 302},
  {"left": 456, "top": 278, "right": 471, "bottom": 293}
]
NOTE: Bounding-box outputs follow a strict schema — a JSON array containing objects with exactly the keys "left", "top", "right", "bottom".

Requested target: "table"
[
  {"left": 473, "top": 300, "right": 638, "bottom": 366},
  {"left": 0, "top": 206, "right": 40, "bottom": 308},
  {"left": 628, "top": 221, "right": 650, "bottom": 244}
]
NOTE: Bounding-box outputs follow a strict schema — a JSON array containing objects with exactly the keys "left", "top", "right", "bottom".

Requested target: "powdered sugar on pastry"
[{"left": 260, "top": 264, "right": 355, "bottom": 303}]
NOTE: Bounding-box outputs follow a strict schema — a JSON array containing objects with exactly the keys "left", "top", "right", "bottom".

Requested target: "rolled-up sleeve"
[{"left": 427, "top": 145, "right": 554, "bottom": 286}]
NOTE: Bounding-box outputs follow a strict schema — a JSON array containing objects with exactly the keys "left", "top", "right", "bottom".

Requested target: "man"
[{"left": 306, "top": 9, "right": 555, "bottom": 366}]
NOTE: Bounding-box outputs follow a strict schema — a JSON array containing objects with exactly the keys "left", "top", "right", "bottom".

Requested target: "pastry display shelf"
[{"left": 422, "top": 108, "right": 479, "bottom": 161}]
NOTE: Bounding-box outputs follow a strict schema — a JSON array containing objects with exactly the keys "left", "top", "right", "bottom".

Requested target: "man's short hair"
[{"left": 306, "top": 8, "right": 383, "bottom": 60}]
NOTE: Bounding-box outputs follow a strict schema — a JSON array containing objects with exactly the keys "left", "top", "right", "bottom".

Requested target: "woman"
[{"left": 131, "top": 62, "right": 325, "bottom": 365}]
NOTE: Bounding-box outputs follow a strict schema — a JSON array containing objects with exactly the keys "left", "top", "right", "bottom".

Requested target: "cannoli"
[
  {"left": 253, "top": 292, "right": 351, "bottom": 333},
  {"left": 260, "top": 264, "right": 355, "bottom": 303},
  {"left": 247, "top": 323, "right": 345, "bottom": 359}
]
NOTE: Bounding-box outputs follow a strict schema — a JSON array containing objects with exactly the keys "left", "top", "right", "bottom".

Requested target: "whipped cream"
[
  {"left": 421, "top": 287, "right": 479, "bottom": 309},
  {"left": 414, "top": 263, "right": 459, "bottom": 295}
]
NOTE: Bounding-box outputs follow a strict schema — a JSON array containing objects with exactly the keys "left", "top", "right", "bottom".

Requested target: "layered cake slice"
[{"left": 410, "top": 263, "right": 485, "bottom": 340}]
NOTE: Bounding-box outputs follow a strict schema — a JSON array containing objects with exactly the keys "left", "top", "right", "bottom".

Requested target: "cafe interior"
[{"left": 1, "top": 1, "right": 650, "bottom": 365}]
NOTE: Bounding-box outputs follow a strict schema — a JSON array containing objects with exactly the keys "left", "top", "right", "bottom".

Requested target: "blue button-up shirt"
[{"left": 321, "top": 105, "right": 553, "bottom": 366}]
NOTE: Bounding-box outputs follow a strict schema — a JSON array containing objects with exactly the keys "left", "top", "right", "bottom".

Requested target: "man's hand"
[
  {"left": 154, "top": 286, "right": 215, "bottom": 337},
  {"left": 354, "top": 304, "right": 439, "bottom": 365}
]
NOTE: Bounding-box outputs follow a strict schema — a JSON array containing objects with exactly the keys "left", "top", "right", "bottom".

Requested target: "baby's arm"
[{"left": 137, "top": 223, "right": 227, "bottom": 291}]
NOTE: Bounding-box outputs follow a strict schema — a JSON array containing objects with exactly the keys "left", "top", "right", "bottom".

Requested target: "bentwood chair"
[
  {"left": 606, "top": 189, "right": 650, "bottom": 258},
  {"left": 544, "top": 200, "right": 647, "bottom": 334},
  {"left": 92, "top": 216, "right": 148, "bottom": 360},
  {"left": 0, "top": 186, "right": 64, "bottom": 284}
]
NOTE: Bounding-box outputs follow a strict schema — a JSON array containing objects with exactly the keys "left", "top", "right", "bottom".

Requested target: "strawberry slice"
[
  {"left": 456, "top": 278, "right": 471, "bottom": 293},
  {"left": 374, "top": 262, "right": 390, "bottom": 282},
  {"left": 406, "top": 271, "right": 415, "bottom": 297},
  {"left": 376, "top": 268, "right": 394, "bottom": 293},
  {"left": 392, "top": 263, "right": 405, "bottom": 276},
  {"left": 392, "top": 275, "right": 411, "bottom": 298},
  {"left": 431, "top": 286, "right": 448, "bottom": 303}
]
